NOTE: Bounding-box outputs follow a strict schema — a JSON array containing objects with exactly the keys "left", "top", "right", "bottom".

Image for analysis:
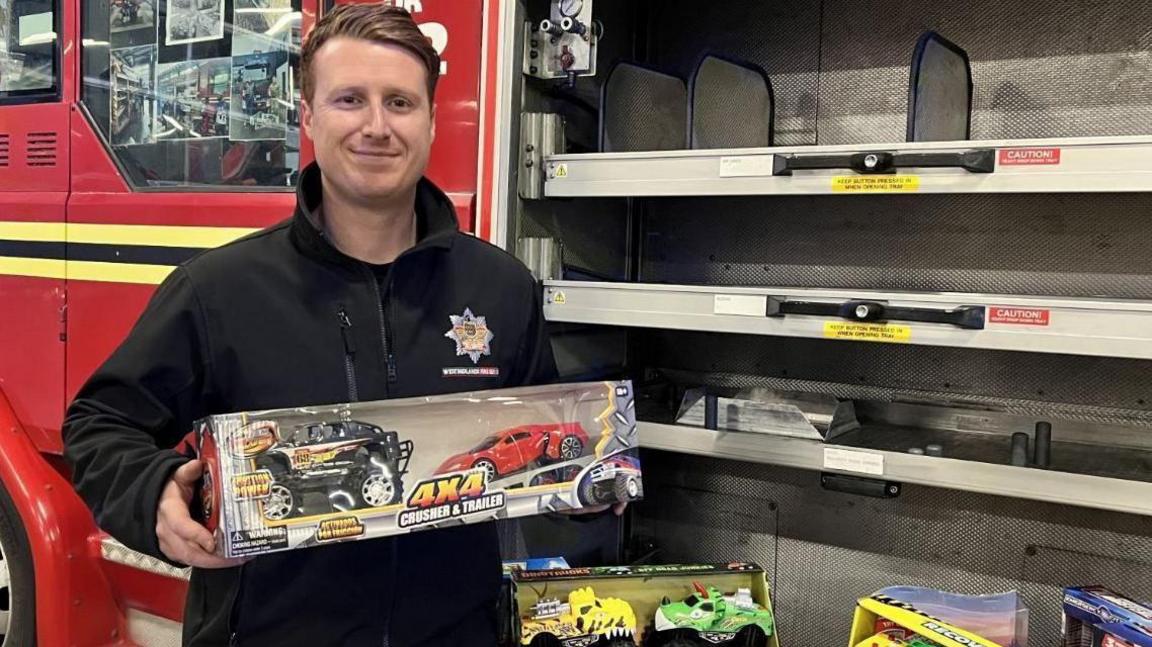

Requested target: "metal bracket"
[{"left": 518, "top": 112, "right": 566, "bottom": 200}]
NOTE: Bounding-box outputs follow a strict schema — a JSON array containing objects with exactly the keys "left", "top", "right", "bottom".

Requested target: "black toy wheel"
[
  {"left": 733, "top": 625, "right": 769, "bottom": 647},
  {"left": 527, "top": 633, "right": 563, "bottom": 647},
  {"left": 578, "top": 476, "right": 599, "bottom": 506},
  {"left": 0, "top": 477, "right": 36, "bottom": 646},
  {"left": 643, "top": 628, "right": 701, "bottom": 647},
  {"left": 614, "top": 473, "right": 641, "bottom": 501}
]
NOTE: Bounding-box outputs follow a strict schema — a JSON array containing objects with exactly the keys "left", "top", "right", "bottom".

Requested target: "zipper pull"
[
  {"left": 337, "top": 307, "right": 356, "bottom": 354},
  {"left": 387, "top": 354, "right": 397, "bottom": 383}
]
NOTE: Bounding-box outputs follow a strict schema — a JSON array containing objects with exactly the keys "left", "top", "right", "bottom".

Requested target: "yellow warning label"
[
  {"left": 831, "top": 175, "right": 920, "bottom": 192},
  {"left": 552, "top": 290, "right": 566, "bottom": 304},
  {"left": 552, "top": 163, "right": 568, "bottom": 178},
  {"left": 824, "top": 322, "right": 912, "bottom": 343}
]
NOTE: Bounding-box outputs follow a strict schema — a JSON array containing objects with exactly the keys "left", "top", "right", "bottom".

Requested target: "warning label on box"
[
  {"left": 229, "top": 527, "right": 289, "bottom": 556},
  {"left": 989, "top": 307, "right": 1050, "bottom": 326},
  {"left": 998, "top": 148, "right": 1061, "bottom": 165},
  {"left": 824, "top": 322, "right": 912, "bottom": 343}
]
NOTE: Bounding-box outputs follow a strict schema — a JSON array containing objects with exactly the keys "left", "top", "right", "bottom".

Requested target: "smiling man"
[{"left": 63, "top": 5, "right": 567, "bottom": 646}]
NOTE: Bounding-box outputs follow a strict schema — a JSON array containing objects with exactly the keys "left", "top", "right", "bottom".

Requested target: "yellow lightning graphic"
[{"left": 593, "top": 381, "right": 618, "bottom": 459}]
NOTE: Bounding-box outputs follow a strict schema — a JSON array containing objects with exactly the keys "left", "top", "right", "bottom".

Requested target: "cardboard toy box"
[
  {"left": 1062, "top": 586, "right": 1152, "bottom": 647},
  {"left": 849, "top": 589, "right": 1028, "bottom": 647},
  {"left": 510, "top": 562, "right": 780, "bottom": 647},
  {"left": 197, "top": 381, "right": 641, "bottom": 558}
]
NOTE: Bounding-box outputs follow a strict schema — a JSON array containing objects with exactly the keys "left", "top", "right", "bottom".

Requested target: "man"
[{"left": 64, "top": 5, "right": 598, "bottom": 645}]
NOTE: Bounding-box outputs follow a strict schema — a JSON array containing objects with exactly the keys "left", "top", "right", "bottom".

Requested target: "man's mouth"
[{"left": 350, "top": 149, "right": 402, "bottom": 161}]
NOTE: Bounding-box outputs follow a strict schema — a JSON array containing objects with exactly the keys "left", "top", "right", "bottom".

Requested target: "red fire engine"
[{"left": 0, "top": 1, "right": 500, "bottom": 643}]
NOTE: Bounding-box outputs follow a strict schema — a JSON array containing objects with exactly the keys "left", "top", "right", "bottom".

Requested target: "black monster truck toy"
[{"left": 254, "top": 420, "right": 412, "bottom": 521}]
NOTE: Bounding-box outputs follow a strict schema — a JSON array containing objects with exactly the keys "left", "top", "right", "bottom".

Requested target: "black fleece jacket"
[{"left": 63, "top": 162, "right": 557, "bottom": 646}]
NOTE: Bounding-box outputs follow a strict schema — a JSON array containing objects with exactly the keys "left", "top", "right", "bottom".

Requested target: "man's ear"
[
  {"left": 301, "top": 99, "right": 313, "bottom": 139},
  {"left": 430, "top": 103, "right": 437, "bottom": 143}
]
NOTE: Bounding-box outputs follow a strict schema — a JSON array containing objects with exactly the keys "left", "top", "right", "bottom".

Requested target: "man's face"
[{"left": 302, "top": 37, "right": 435, "bottom": 206}]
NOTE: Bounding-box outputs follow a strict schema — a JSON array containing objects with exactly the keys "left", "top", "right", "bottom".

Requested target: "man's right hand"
[{"left": 157, "top": 460, "right": 245, "bottom": 569}]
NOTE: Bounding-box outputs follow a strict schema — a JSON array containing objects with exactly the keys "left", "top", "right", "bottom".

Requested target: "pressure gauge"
[{"left": 559, "top": 0, "right": 583, "bottom": 18}]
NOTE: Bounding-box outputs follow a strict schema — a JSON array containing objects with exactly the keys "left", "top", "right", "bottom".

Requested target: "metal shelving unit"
[
  {"left": 639, "top": 421, "right": 1152, "bottom": 517},
  {"left": 543, "top": 280, "right": 1152, "bottom": 360},
  {"left": 543, "top": 136, "right": 1152, "bottom": 197}
]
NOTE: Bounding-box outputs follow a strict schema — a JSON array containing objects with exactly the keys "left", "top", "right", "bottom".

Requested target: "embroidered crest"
[{"left": 444, "top": 308, "right": 494, "bottom": 364}]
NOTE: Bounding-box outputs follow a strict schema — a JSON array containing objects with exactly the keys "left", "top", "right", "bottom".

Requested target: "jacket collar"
[{"left": 290, "top": 161, "right": 458, "bottom": 268}]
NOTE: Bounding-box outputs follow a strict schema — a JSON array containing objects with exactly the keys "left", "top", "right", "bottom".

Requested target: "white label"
[
  {"left": 719, "top": 155, "right": 775, "bottom": 178},
  {"left": 713, "top": 294, "right": 767, "bottom": 317},
  {"left": 823, "top": 447, "right": 884, "bottom": 476}
]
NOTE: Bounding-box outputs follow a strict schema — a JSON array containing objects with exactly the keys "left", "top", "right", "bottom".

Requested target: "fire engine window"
[
  {"left": 80, "top": 0, "right": 303, "bottom": 189},
  {"left": 0, "top": 0, "right": 59, "bottom": 102}
]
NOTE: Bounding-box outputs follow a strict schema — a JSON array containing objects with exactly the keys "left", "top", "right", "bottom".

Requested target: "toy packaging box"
[
  {"left": 196, "top": 381, "right": 641, "bottom": 558},
  {"left": 1062, "top": 586, "right": 1152, "bottom": 647},
  {"left": 849, "top": 587, "right": 1029, "bottom": 647},
  {"left": 510, "top": 562, "right": 779, "bottom": 647}
]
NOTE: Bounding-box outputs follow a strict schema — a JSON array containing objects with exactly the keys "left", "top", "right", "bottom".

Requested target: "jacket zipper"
[
  {"left": 227, "top": 562, "right": 248, "bottom": 646},
  {"left": 337, "top": 306, "right": 359, "bottom": 402},
  {"left": 361, "top": 266, "right": 398, "bottom": 388},
  {"left": 358, "top": 266, "right": 397, "bottom": 647}
]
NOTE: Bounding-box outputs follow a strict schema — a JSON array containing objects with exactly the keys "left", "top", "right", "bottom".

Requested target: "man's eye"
[
  {"left": 390, "top": 97, "right": 413, "bottom": 109},
  {"left": 337, "top": 96, "right": 361, "bottom": 105}
]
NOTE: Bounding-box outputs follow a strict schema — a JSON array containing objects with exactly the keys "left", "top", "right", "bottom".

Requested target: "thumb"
[{"left": 173, "top": 459, "right": 204, "bottom": 487}]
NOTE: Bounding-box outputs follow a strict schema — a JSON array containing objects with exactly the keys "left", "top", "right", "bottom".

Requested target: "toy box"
[
  {"left": 1062, "top": 586, "right": 1152, "bottom": 647},
  {"left": 849, "top": 587, "right": 1029, "bottom": 647},
  {"left": 510, "top": 562, "right": 779, "bottom": 647},
  {"left": 197, "top": 381, "right": 641, "bottom": 558}
]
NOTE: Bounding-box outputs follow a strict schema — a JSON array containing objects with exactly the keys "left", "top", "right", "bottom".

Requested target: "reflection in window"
[
  {"left": 82, "top": 0, "right": 302, "bottom": 189},
  {"left": 0, "top": 0, "right": 57, "bottom": 98}
]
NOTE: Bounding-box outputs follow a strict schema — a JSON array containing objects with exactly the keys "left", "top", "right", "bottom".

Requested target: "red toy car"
[{"left": 435, "top": 423, "right": 589, "bottom": 483}]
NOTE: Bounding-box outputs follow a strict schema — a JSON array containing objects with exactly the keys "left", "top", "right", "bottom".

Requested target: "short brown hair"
[{"left": 300, "top": 4, "right": 440, "bottom": 103}]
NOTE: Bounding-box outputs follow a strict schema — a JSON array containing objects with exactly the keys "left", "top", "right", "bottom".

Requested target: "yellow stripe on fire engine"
[
  {"left": 67, "top": 261, "right": 176, "bottom": 285},
  {"left": 0, "top": 256, "right": 67, "bottom": 280},
  {"left": 67, "top": 223, "right": 259, "bottom": 248},
  {"left": 0, "top": 258, "right": 174, "bottom": 284},
  {"left": 0, "top": 222, "right": 67, "bottom": 241},
  {"left": 0, "top": 221, "right": 258, "bottom": 248}
]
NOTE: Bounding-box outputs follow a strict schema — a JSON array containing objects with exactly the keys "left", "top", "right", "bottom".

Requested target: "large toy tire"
[
  {"left": 527, "top": 633, "right": 563, "bottom": 647},
  {"left": 358, "top": 472, "right": 401, "bottom": 508},
  {"left": 0, "top": 478, "right": 36, "bottom": 646},
  {"left": 578, "top": 476, "right": 599, "bottom": 506},
  {"left": 614, "top": 473, "right": 642, "bottom": 502},
  {"left": 261, "top": 483, "right": 296, "bottom": 521},
  {"left": 732, "top": 625, "right": 768, "bottom": 647},
  {"left": 643, "top": 628, "right": 701, "bottom": 647}
]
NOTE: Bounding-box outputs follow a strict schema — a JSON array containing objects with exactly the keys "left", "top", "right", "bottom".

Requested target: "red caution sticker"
[
  {"left": 998, "top": 148, "right": 1061, "bottom": 165},
  {"left": 989, "top": 307, "right": 1050, "bottom": 326}
]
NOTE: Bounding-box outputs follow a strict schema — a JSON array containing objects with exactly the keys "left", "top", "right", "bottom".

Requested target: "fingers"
[
  {"left": 159, "top": 488, "right": 216, "bottom": 550},
  {"left": 613, "top": 501, "right": 629, "bottom": 516},
  {"left": 172, "top": 459, "right": 203, "bottom": 486},
  {"left": 159, "top": 532, "right": 246, "bottom": 569}
]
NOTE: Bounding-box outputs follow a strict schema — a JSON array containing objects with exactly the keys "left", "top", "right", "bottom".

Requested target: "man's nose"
[{"left": 361, "top": 103, "right": 392, "bottom": 139}]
